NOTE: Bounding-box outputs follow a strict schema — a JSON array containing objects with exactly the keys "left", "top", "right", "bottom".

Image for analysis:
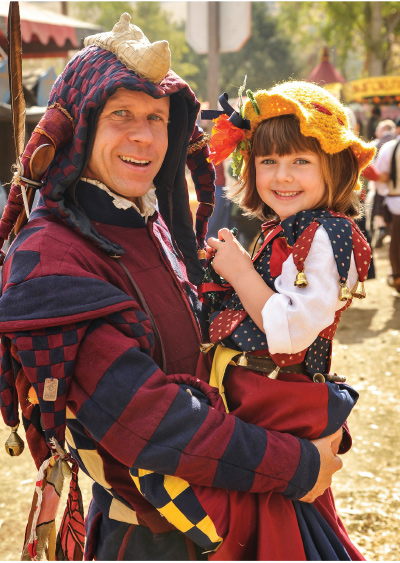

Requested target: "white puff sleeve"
[{"left": 261, "top": 226, "right": 358, "bottom": 354}]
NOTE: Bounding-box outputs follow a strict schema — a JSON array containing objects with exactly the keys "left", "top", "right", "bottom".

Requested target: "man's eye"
[
  {"left": 148, "top": 114, "right": 163, "bottom": 122},
  {"left": 113, "top": 110, "right": 128, "bottom": 117}
]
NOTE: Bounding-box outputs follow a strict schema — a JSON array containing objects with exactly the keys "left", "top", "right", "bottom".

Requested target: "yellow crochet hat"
[{"left": 242, "top": 81, "right": 375, "bottom": 171}]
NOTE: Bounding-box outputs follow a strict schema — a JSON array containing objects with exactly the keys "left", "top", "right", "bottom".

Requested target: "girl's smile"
[{"left": 255, "top": 151, "right": 326, "bottom": 221}]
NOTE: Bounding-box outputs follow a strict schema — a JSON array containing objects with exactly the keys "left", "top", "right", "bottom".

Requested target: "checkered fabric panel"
[
  {"left": 186, "top": 127, "right": 216, "bottom": 250},
  {"left": 106, "top": 310, "right": 155, "bottom": 356},
  {"left": 8, "top": 321, "right": 90, "bottom": 445},
  {"left": 131, "top": 468, "right": 222, "bottom": 551},
  {"left": 0, "top": 335, "right": 18, "bottom": 425}
]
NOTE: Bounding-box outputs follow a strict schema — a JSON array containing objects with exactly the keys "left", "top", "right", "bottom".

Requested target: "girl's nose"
[{"left": 276, "top": 162, "right": 293, "bottom": 182}]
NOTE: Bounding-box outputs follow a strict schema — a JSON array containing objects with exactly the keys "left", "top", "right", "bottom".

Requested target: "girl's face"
[{"left": 255, "top": 151, "right": 326, "bottom": 221}]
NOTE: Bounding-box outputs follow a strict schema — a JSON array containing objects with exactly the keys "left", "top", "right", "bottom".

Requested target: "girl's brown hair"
[{"left": 228, "top": 114, "right": 361, "bottom": 219}]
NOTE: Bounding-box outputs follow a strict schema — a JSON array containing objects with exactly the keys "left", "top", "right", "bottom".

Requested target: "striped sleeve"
[
  {"left": 68, "top": 309, "right": 320, "bottom": 498},
  {"left": 7, "top": 308, "right": 320, "bottom": 501}
]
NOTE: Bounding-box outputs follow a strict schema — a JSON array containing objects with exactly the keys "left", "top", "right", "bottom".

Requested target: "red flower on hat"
[{"left": 209, "top": 114, "right": 246, "bottom": 164}]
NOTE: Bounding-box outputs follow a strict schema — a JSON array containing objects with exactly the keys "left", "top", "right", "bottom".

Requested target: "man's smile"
[{"left": 119, "top": 156, "right": 151, "bottom": 167}]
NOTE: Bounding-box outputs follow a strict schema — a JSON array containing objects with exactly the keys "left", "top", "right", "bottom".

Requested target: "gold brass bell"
[
  {"left": 236, "top": 353, "right": 248, "bottom": 367},
  {"left": 351, "top": 279, "right": 366, "bottom": 299},
  {"left": 200, "top": 342, "right": 214, "bottom": 354},
  {"left": 198, "top": 249, "right": 206, "bottom": 260},
  {"left": 267, "top": 366, "right": 280, "bottom": 379},
  {"left": 5, "top": 424, "right": 25, "bottom": 456},
  {"left": 339, "top": 283, "right": 353, "bottom": 301},
  {"left": 294, "top": 270, "right": 308, "bottom": 288},
  {"left": 313, "top": 373, "right": 326, "bottom": 383}
]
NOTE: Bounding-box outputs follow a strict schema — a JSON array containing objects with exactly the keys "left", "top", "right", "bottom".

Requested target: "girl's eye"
[
  {"left": 261, "top": 158, "right": 275, "bottom": 165},
  {"left": 295, "top": 158, "right": 310, "bottom": 164}
]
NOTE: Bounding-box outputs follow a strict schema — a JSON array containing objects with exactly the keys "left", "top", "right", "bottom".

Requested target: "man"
[
  {"left": 374, "top": 116, "right": 400, "bottom": 291},
  {"left": 0, "top": 15, "right": 342, "bottom": 560}
]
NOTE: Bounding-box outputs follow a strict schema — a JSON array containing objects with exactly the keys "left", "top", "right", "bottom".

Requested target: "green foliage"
[
  {"left": 276, "top": 1, "right": 400, "bottom": 78},
  {"left": 70, "top": 1, "right": 201, "bottom": 88},
  {"left": 69, "top": 2, "right": 303, "bottom": 102},
  {"left": 71, "top": 1, "right": 132, "bottom": 29},
  {"left": 218, "top": 3, "right": 301, "bottom": 98}
]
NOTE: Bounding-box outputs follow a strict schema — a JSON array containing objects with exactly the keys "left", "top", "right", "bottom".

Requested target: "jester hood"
[
  {"left": 0, "top": 16, "right": 214, "bottom": 285},
  {"left": 43, "top": 46, "right": 204, "bottom": 282}
]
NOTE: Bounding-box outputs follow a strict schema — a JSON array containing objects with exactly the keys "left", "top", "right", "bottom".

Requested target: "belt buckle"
[{"left": 313, "top": 372, "right": 346, "bottom": 383}]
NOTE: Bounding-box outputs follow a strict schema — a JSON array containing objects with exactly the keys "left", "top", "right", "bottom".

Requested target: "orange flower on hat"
[{"left": 209, "top": 114, "right": 246, "bottom": 165}]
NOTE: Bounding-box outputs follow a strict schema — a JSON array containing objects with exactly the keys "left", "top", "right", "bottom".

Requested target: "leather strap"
[
  {"left": 241, "top": 355, "right": 307, "bottom": 375},
  {"left": 116, "top": 260, "right": 167, "bottom": 373}
]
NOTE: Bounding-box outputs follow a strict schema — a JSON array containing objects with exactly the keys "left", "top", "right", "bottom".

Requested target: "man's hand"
[{"left": 299, "top": 429, "right": 343, "bottom": 503}]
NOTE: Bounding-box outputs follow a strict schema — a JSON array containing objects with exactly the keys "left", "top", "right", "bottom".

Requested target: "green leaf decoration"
[
  {"left": 237, "top": 75, "right": 247, "bottom": 118},
  {"left": 246, "top": 89, "right": 260, "bottom": 115}
]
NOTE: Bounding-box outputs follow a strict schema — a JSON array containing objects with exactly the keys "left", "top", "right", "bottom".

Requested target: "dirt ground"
[{"left": 0, "top": 240, "right": 399, "bottom": 561}]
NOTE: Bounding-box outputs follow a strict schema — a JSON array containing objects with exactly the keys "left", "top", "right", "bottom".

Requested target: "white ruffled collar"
[{"left": 81, "top": 177, "right": 157, "bottom": 222}]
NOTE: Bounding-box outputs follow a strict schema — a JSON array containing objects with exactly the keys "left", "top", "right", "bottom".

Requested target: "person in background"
[
  {"left": 371, "top": 119, "right": 396, "bottom": 247},
  {"left": 366, "top": 105, "right": 381, "bottom": 140},
  {"left": 374, "top": 116, "right": 400, "bottom": 291},
  {"left": 206, "top": 161, "right": 234, "bottom": 238}
]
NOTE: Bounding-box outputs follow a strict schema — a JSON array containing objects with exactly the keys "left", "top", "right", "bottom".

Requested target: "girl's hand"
[
  {"left": 207, "top": 228, "right": 253, "bottom": 285},
  {"left": 205, "top": 243, "right": 215, "bottom": 261}
]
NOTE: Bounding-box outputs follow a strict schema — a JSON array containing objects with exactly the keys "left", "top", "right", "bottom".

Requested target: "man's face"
[{"left": 83, "top": 88, "right": 170, "bottom": 203}]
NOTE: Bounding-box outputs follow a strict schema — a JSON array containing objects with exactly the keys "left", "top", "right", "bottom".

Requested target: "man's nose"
[{"left": 127, "top": 119, "right": 153, "bottom": 144}]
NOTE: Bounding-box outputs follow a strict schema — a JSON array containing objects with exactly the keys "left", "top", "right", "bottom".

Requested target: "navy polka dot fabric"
[{"left": 208, "top": 209, "right": 371, "bottom": 378}]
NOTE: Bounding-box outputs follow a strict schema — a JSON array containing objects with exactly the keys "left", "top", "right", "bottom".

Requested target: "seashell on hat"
[{"left": 84, "top": 13, "right": 171, "bottom": 83}]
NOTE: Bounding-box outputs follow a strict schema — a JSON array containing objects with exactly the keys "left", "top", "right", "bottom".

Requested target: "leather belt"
[
  {"left": 230, "top": 352, "right": 346, "bottom": 382},
  {"left": 230, "top": 352, "right": 306, "bottom": 379}
]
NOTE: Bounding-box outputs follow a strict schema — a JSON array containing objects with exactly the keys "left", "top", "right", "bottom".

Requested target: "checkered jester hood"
[{"left": 35, "top": 45, "right": 204, "bottom": 283}]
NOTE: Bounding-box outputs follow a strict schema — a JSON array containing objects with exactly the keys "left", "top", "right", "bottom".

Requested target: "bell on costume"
[
  {"left": 339, "top": 283, "right": 353, "bottom": 301},
  {"left": 5, "top": 424, "right": 25, "bottom": 456},
  {"left": 267, "top": 365, "right": 280, "bottom": 379},
  {"left": 294, "top": 269, "right": 308, "bottom": 287},
  {"left": 236, "top": 353, "right": 248, "bottom": 367},
  {"left": 200, "top": 342, "right": 214, "bottom": 354},
  {"left": 351, "top": 279, "right": 366, "bottom": 299}
]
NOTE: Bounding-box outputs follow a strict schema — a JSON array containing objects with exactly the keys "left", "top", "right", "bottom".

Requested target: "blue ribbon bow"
[{"left": 201, "top": 93, "right": 251, "bottom": 130}]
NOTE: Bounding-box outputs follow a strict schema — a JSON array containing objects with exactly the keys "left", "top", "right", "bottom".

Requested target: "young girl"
[{"left": 132, "top": 81, "right": 376, "bottom": 560}]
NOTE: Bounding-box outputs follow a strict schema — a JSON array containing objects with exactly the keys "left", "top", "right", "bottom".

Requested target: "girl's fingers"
[
  {"left": 207, "top": 237, "right": 222, "bottom": 250},
  {"left": 217, "top": 228, "right": 233, "bottom": 241}
]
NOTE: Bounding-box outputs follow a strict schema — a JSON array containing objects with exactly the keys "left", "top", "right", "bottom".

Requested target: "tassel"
[
  {"left": 339, "top": 282, "right": 353, "bottom": 301},
  {"left": 294, "top": 270, "right": 308, "bottom": 287},
  {"left": 351, "top": 279, "right": 366, "bottom": 299},
  {"left": 5, "top": 424, "right": 25, "bottom": 456}
]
